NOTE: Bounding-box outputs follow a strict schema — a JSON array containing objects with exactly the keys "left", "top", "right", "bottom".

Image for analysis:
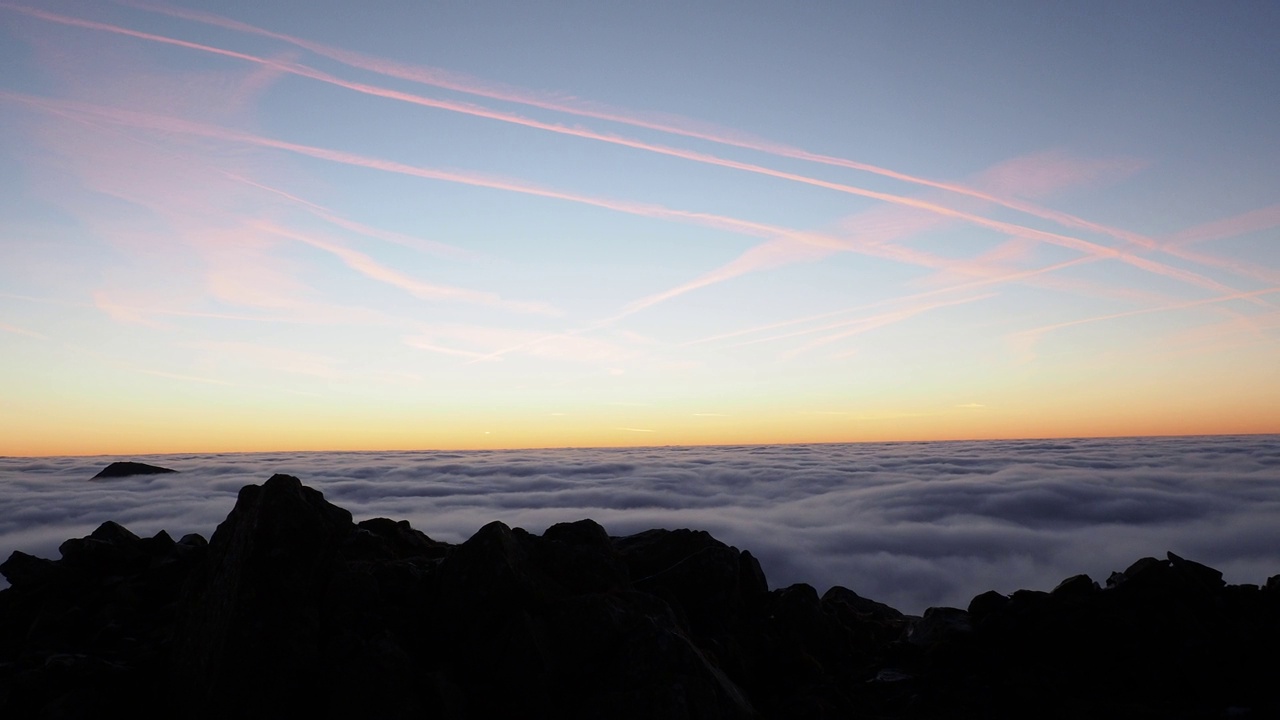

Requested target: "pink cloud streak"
[
  {"left": 119, "top": 0, "right": 1161, "bottom": 251},
  {"left": 256, "top": 223, "right": 557, "bottom": 315},
  {"left": 1164, "top": 203, "right": 1280, "bottom": 249},
  {"left": 686, "top": 257, "right": 1097, "bottom": 348},
  {"left": 1010, "top": 285, "right": 1280, "bottom": 359},
  {"left": 0, "top": 322, "right": 47, "bottom": 339},
  {"left": 0, "top": 92, "right": 874, "bottom": 253},
  {"left": 1154, "top": 203, "right": 1280, "bottom": 286},
  {"left": 222, "top": 173, "right": 472, "bottom": 260},
  {"left": 3, "top": 4, "right": 1240, "bottom": 300},
  {"left": 754, "top": 293, "right": 999, "bottom": 357}
]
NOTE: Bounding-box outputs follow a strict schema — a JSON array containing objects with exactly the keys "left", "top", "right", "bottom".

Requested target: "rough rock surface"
[
  {"left": 3, "top": 474, "right": 1280, "bottom": 718},
  {"left": 91, "top": 461, "right": 177, "bottom": 479}
]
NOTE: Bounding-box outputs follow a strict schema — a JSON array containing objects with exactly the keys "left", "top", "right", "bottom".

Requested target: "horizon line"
[{"left": 6, "top": 430, "right": 1276, "bottom": 460}]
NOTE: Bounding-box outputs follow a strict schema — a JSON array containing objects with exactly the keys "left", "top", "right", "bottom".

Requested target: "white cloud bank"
[{"left": 2, "top": 436, "right": 1277, "bottom": 614}]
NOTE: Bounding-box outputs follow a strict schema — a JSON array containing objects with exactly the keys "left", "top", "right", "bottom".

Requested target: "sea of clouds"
[{"left": 2, "top": 435, "right": 1278, "bottom": 615}]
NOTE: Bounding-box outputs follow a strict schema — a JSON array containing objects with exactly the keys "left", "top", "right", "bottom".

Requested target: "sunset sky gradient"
[{"left": 1, "top": 0, "right": 1277, "bottom": 455}]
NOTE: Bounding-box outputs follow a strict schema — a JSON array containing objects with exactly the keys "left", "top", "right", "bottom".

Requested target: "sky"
[{"left": 0, "top": 0, "right": 1277, "bottom": 455}]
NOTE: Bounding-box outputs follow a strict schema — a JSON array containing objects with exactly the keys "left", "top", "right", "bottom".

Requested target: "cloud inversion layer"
[{"left": 3, "top": 435, "right": 1276, "bottom": 614}]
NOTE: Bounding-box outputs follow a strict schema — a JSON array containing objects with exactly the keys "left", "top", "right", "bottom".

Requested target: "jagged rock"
[
  {"left": 967, "top": 589, "right": 1010, "bottom": 620},
  {"left": 822, "top": 585, "right": 909, "bottom": 652},
  {"left": 172, "top": 474, "right": 356, "bottom": 718},
  {"left": 823, "top": 585, "right": 904, "bottom": 623},
  {"left": 617, "top": 528, "right": 767, "bottom": 639},
  {"left": 539, "top": 518, "right": 629, "bottom": 594},
  {"left": 0, "top": 551, "right": 57, "bottom": 587},
  {"left": 354, "top": 517, "right": 447, "bottom": 560},
  {"left": 91, "top": 461, "right": 176, "bottom": 479},
  {"left": 1168, "top": 551, "right": 1225, "bottom": 590},
  {"left": 1119, "top": 555, "right": 1171, "bottom": 591},
  {"left": 1050, "top": 573, "right": 1099, "bottom": 599},
  {"left": 908, "top": 606, "right": 972, "bottom": 647},
  {"left": 57, "top": 521, "right": 145, "bottom": 572}
]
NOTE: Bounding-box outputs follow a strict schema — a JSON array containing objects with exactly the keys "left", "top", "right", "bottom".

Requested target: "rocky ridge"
[{"left": 2, "top": 473, "right": 1279, "bottom": 718}]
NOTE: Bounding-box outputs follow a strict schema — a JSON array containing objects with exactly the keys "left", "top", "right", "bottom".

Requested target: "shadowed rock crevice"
[{"left": 3, "top": 475, "right": 1280, "bottom": 718}]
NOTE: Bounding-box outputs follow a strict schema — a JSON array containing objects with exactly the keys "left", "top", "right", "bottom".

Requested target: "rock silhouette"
[
  {"left": 3, "top": 474, "right": 1280, "bottom": 718},
  {"left": 91, "top": 461, "right": 177, "bottom": 479}
]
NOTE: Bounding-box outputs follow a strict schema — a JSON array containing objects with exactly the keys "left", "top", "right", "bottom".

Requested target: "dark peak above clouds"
[
  {"left": 91, "top": 461, "right": 177, "bottom": 479},
  {"left": 4, "top": 474, "right": 1280, "bottom": 718}
]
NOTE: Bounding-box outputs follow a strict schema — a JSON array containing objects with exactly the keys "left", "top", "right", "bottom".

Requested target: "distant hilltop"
[
  {"left": 2, "top": 469, "right": 1280, "bottom": 717},
  {"left": 91, "top": 461, "right": 177, "bottom": 479}
]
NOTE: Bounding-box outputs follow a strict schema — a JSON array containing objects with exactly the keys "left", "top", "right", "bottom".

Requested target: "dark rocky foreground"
[{"left": 3, "top": 474, "right": 1280, "bottom": 719}]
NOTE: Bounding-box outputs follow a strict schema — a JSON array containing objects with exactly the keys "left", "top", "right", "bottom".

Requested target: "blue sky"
[{"left": 0, "top": 0, "right": 1277, "bottom": 454}]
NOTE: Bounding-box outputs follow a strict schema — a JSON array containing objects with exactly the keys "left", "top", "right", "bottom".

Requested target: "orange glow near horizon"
[{"left": 6, "top": 384, "right": 1276, "bottom": 457}]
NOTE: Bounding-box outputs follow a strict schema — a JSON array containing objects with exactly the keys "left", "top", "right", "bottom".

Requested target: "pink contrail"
[
  {"left": 1164, "top": 203, "right": 1280, "bottom": 248},
  {"left": 778, "top": 293, "right": 1000, "bottom": 357},
  {"left": 12, "top": 94, "right": 1273, "bottom": 368},
  {"left": 257, "top": 222, "right": 557, "bottom": 315},
  {"left": 308, "top": 208, "right": 471, "bottom": 259},
  {"left": 221, "top": 171, "right": 328, "bottom": 212},
  {"left": 0, "top": 92, "right": 876, "bottom": 255},
  {"left": 0, "top": 322, "right": 46, "bottom": 339},
  {"left": 118, "top": 0, "right": 1162, "bottom": 250},
  {"left": 403, "top": 337, "right": 497, "bottom": 361},
  {"left": 223, "top": 172, "right": 472, "bottom": 259},
  {"left": 141, "top": 369, "right": 235, "bottom": 386},
  {"left": 1013, "top": 285, "right": 1280, "bottom": 342},
  {"left": 1154, "top": 203, "right": 1280, "bottom": 285},
  {"left": 1160, "top": 245, "right": 1280, "bottom": 286},
  {"left": 5, "top": 2, "right": 1249, "bottom": 300},
  {"left": 632, "top": 157, "right": 1141, "bottom": 323},
  {"left": 686, "top": 257, "right": 1097, "bottom": 347},
  {"left": 0, "top": 290, "right": 332, "bottom": 325},
  {"left": 0, "top": 8, "right": 1076, "bottom": 239}
]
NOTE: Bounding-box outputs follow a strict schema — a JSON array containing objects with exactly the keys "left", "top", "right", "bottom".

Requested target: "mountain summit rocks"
[{"left": 3, "top": 474, "right": 1280, "bottom": 718}]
